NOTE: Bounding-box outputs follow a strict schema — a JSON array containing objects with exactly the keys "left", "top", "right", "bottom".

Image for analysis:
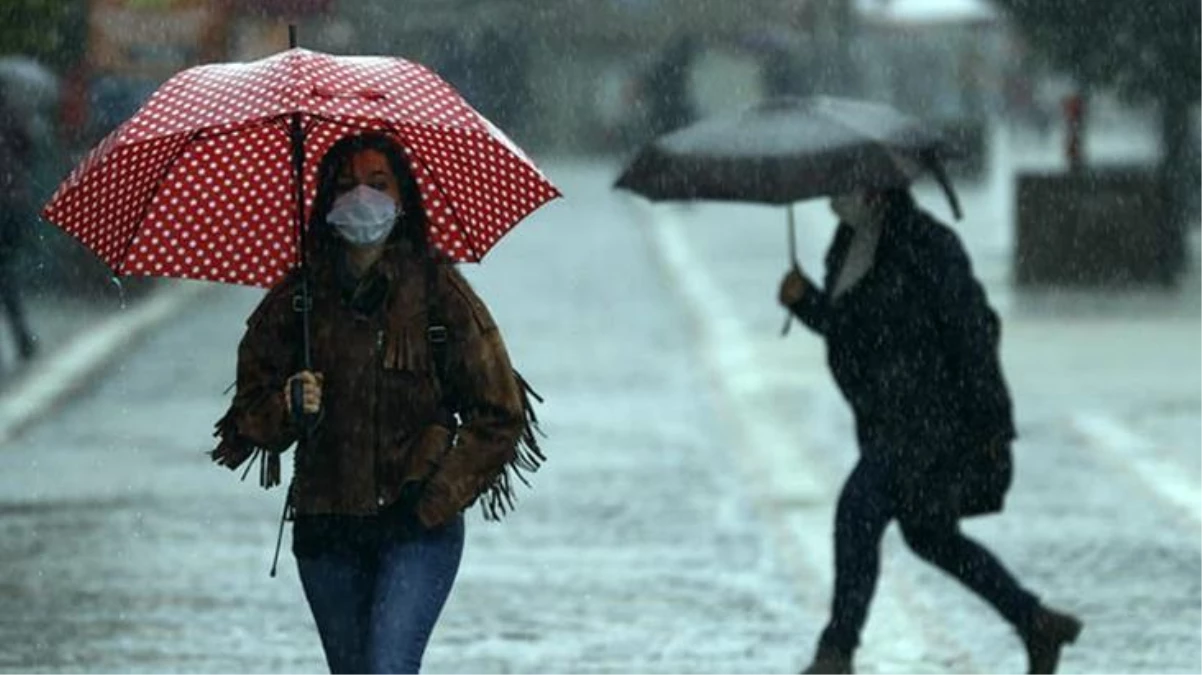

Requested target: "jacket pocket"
[{"left": 399, "top": 424, "right": 454, "bottom": 485}]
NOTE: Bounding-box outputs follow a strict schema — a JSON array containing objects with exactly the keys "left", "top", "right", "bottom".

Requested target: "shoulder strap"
[{"left": 423, "top": 258, "right": 458, "bottom": 428}]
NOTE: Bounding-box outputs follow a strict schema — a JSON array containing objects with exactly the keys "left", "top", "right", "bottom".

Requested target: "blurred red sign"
[
  {"left": 229, "top": 0, "right": 333, "bottom": 16},
  {"left": 88, "top": 0, "right": 229, "bottom": 78}
]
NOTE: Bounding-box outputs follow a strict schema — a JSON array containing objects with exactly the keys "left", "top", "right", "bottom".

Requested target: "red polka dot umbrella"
[{"left": 41, "top": 46, "right": 561, "bottom": 289}]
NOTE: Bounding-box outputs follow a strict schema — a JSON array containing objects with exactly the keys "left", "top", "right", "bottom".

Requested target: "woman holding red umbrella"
[
  {"left": 212, "top": 131, "right": 541, "bottom": 674},
  {"left": 41, "top": 37, "right": 558, "bottom": 672}
]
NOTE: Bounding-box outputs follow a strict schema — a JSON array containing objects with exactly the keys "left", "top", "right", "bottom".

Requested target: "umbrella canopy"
[
  {"left": 41, "top": 47, "right": 560, "bottom": 288},
  {"left": 614, "top": 95, "right": 958, "bottom": 213}
]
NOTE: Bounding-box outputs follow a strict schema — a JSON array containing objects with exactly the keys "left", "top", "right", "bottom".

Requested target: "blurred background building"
[
  {"left": 1, "top": 0, "right": 1187, "bottom": 165},
  {"left": 0, "top": 0, "right": 1040, "bottom": 156}
]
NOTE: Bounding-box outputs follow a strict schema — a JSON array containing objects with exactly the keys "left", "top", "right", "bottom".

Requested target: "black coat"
[
  {"left": 789, "top": 201, "right": 1015, "bottom": 514},
  {"left": 0, "top": 104, "right": 30, "bottom": 204}
]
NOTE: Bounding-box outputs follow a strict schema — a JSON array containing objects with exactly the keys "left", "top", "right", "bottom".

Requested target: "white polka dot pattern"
[{"left": 42, "top": 48, "right": 561, "bottom": 288}]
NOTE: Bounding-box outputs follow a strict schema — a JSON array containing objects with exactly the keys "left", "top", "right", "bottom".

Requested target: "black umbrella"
[
  {"left": 615, "top": 95, "right": 961, "bottom": 214},
  {"left": 615, "top": 95, "right": 962, "bottom": 333}
]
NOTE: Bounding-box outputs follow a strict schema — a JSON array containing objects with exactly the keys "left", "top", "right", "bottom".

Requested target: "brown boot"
[
  {"left": 1023, "top": 605, "right": 1083, "bottom": 673},
  {"left": 800, "top": 643, "right": 853, "bottom": 674}
]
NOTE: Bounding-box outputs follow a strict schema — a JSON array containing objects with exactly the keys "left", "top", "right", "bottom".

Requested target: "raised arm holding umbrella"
[
  {"left": 616, "top": 95, "right": 1082, "bottom": 674},
  {"left": 40, "top": 28, "right": 558, "bottom": 673},
  {"left": 615, "top": 95, "right": 962, "bottom": 333}
]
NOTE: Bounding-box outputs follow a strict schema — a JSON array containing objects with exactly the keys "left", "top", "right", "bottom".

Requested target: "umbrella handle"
[
  {"left": 928, "top": 157, "right": 963, "bottom": 221},
  {"left": 290, "top": 378, "right": 307, "bottom": 424}
]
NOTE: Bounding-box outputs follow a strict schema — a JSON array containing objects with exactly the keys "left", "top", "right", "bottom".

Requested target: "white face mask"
[{"left": 326, "top": 185, "right": 399, "bottom": 246}]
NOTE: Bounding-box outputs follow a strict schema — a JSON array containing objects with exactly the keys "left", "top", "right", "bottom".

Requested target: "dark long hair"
[{"left": 308, "top": 131, "right": 428, "bottom": 259}]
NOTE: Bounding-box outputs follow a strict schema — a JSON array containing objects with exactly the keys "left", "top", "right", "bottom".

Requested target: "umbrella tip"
[
  {"left": 289, "top": 24, "right": 297, "bottom": 49},
  {"left": 927, "top": 156, "right": 963, "bottom": 221}
]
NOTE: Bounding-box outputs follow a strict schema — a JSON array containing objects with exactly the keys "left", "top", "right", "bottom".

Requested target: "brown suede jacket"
[{"left": 212, "top": 243, "right": 529, "bottom": 529}]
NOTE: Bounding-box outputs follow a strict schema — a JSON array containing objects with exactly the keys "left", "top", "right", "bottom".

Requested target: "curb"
[{"left": 0, "top": 281, "right": 214, "bottom": 446}]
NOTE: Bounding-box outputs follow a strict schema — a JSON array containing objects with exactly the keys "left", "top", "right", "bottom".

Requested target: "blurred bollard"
[
  {"left": 1014, "top": 166, "right": 1181, "bottom": 287},
  {"left": 1062, "top": 93, "right": 1086, "bottom": 172}
]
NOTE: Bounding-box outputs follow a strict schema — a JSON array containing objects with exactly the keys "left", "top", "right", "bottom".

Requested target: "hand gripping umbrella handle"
[{"left": 289, "top": 377, "right": 321, "bottom": 438}]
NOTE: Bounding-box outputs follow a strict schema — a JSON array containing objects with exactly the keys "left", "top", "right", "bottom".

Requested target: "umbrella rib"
[
  {"left": 384, "top": 121, "right": 484, "bottom": 263},
  {"left": 190, "top": 114, "right": 302, "bottom": 143},
  {"left": 112, "top": 129, "right": 201, "bottom": 277},
  {"left": 435, "top": 125, "right": 528, "bottom": 262},
  {"left": 173, "top": 112, "right": 483, "bottom": 145},
  {"left": 110, "top": 117, "right": 290, "bottom": 277}
]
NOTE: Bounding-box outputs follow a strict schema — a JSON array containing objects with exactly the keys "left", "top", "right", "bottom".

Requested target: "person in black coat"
[
  {"left": 0, "top": 82, "right": 36, "bottom": 364},
  {"left": 640, "top": 33, "right": 700, "bottom": 138},
  {"left": 779, "top": 188, "right": 1082, "bottom": 674}
]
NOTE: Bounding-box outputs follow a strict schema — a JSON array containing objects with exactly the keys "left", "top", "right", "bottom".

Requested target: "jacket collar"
[
  {"left": 827, "top": 203, "right": 927, "bottom": 279},
  {"left": 315, "top": 240, "right": 426, "bottom": 317}
]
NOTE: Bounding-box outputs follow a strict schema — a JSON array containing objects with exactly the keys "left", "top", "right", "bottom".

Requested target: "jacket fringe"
[
  {"left": 478, "top": 372, "right": 546, "bottom": 521},
  {"left": 383, "top": 318, "right": 432, "bottom": 375},
  {"left": 211, "top": 410, "right": 282, "bottom": 489}
]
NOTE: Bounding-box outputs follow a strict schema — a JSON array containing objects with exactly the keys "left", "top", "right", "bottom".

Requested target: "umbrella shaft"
[
  {"left": 787, "top": 205, "right": 798, "bottom": 268},
  {"left": 290, "top": 111, "right": 312, "bottom": 370}
]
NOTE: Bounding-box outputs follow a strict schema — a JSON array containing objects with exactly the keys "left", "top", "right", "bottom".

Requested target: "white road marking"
[
  {"left": 0, "top": 282, "right": 210, "bottom": 446},
  {"left": 1072, "top": 412, "right": 1201, "bottom": 522}
]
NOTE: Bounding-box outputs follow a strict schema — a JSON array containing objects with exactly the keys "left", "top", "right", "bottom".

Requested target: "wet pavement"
[{"left": 0, "top": 124, "right": 1197, "bottom": 673}]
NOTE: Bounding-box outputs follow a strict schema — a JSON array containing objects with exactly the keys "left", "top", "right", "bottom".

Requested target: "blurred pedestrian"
[
  {"left": 213, "top": 132, "right": 539, "bottom": 674},
  {"left": 640, "top": 33, "right": 700, "bottom": 137},
  {"left": 737, "top": 27, "right": 812, "bottom": 99},
  {"left": 0, "top": 82, "right": 37, "bottom": 364},
  {"left": 778, "top": 188, "right": 1083, "bottom": 674},
  {"left": 471, "top": 25, "right": 532, "bottom": 142}
]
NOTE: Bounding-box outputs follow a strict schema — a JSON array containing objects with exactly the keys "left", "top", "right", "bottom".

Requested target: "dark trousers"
[
  {"left": 819, "top": 459, "right": 1039, "bottom": 652},
  {"left": 0, "top": 204, "right": 34, "bottom": 361},
  {"left": 0, "top": 259, "right": 33, "bottom": 359},
  {"left": 296, "top": 515, "right": 465, "bottom": 674}
]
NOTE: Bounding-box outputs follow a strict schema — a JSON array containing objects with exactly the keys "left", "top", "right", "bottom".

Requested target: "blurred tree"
[
  {"left": 992, "top": 0, "right": 1198, "bottom": 102},
  {"left": 0, "top": 0, "right": 88, "bottom": 72},
  {"left": 994, "top": 0, "right": 1200, "bottom": 280}
]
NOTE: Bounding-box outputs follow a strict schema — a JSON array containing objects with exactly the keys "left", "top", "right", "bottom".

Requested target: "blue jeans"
[{"left": 295, "top": 515, "right": 465, "bottom": 674}]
